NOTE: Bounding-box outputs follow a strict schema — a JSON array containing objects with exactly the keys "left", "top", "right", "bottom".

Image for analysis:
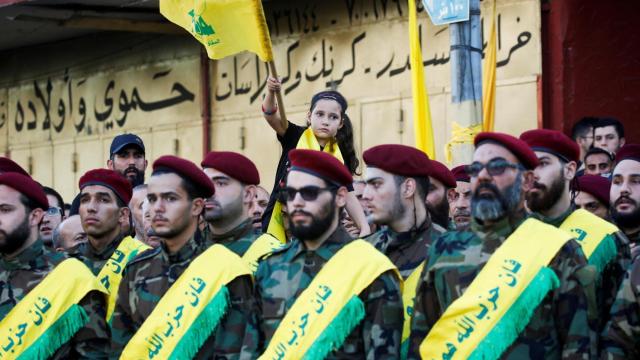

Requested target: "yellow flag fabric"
[
  {"left": 242, "top": 233, "right": 284, "bottom": 273},
  {"left": 408, "top": 0, "right": 435, "bottom": 158},
  {"left": 420, "top": 219, "right": 572, "bottom": 359},
  {"left": 160, "top": 0, "right": 273, "bottom": 61},
  {"left": 260, "top": 240, "right": 400, "bottom": 359},
  {"left": 0, "top": 259, "right": 107, "bottom": 359},
  {"left": 401, "top": 262, "right": 424, "bottom": 346},
  {"left": 482, "top": 0, "right": 497, "bottom": 132},
  {"left": 266, "top": 127, "right": 344, "bottom": 243},
  {"left": 121, "top": 245, "right": 252, "bottom": 359},
  {"left": 97, "top": 236, "right": 151, "bottom": 321}
]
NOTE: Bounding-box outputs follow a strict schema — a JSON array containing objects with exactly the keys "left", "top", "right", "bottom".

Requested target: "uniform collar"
[
  {"left": 0, "top": 239, "right": 45, "bottom": 271},
  {"left": 471, "top": 208, "right": 527, "bottom": 246},
  {"left": 85, "top": 233, "right": 124, "bottom": 260},
  {"left": 290, "top": 227, "right": 352, "bottom": 262},
  {"left": 383, "top": 220, "right": 430, "bottom": 253},
  {"left": 208, "top": 218, "right": 254, "bottom": 245},
  {"left": 530, "top": 204, "right": 575, "bottom": 227},
  {"left": 161, "top": 231, "right": 202, "bottom": 264}
]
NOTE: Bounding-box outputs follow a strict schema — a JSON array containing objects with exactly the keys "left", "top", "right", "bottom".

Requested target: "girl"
[{"left": 261, "top": 76, "right": 370, "bottom": 238}]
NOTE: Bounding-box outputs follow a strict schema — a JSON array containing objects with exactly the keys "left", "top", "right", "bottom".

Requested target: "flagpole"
[{"left": 267, "top": 61, "right": 288, "bottom": 130}]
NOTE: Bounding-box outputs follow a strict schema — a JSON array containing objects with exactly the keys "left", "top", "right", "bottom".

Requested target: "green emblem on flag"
[{"left": 188, "top": 9, "right": 215, "bottom": 36}]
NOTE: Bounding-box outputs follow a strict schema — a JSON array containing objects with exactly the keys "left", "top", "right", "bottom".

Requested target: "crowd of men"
[{"left": 0, "top": 116, "right": 638, "bottom": 359}]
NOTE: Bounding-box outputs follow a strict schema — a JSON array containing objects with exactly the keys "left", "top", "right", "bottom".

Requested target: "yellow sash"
[
  {"left": 559, "top": 209, "right": 619, "bottom": 274},
  {"left": 260, "top": 240, "right": 400, "bottom": 360},
  {"left": 0, "top": 258, "right": 107, "bottom": 360},
  {"left": 267, "top": 127, "right": 344, "bottom": 243},
  {"left": 242, "top": 233, "right": 284, "bottom": 273},
  {"left": 97, "top": 236, "right": 151, "bottom": 321},
  {"left": 420, "top": 219, "right": 572, "bottom": 360},
  {"left": 401, "top": 262, "right": 424, "bottom": 350},
  {"left": 121, "top": 245, "right": 251, "bottom": 360}
]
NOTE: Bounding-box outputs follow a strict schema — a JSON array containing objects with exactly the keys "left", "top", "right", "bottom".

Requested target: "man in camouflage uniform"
[
  {"left": 111, "top": 155, "right": 254, "bottom": 359},
  {"left": 609, "top": 144, "right": 640, "bottom": 255},
  {"left": 408, "top": 132, "right": 593, "bottom": 359},
  {"left": 521, "top": 129, "right": 630, "bottom": 335},
  {"left": 448, "top": 165, "right": 472, "bottom": 231},
  {"left": 241, "top": 149, "right": 403, "bottom": 358},
  {"left": 361, "top": 144, "right": 443, "bottom": 278},
  {"left": 425, "top": 159, "right": 457, "bottom": 230},
  {"left": 74, "top": 169, "right": 133, "bottom": 275},
  {"left": 601, "top": 254, "right": 640, "bottom": 358},
  {"left": 0, "top": 173, "right": 109, "bottom": 358},
  {"left": 201, "top": 151, "right": 261, "bottom": 255}
]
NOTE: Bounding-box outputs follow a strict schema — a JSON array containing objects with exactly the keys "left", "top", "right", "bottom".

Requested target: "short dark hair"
[
  {"left": 43, "top": 186, "right": 64, "bottom": 217},
  {"left": 571, "top": 117, "right": 597, "bottom": 140},
  {"left": 151, "top": 168, "right": 203, "bottom": 200},
  {"left": 19, "top": 194, "right": 40, "bottom": 214},
  {"left": 594, "top": 117, "right": 625, "bottom": 138},
  {"left": 584, "top": 147, "right": 614, "bottom": 163},
  {"left": 393, "top": 175, "right": 431, "bottom": 201}
]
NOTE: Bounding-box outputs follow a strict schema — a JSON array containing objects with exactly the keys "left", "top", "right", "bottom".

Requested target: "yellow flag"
[
  {"left": 160, "top": 0, "right": 273, "bottom": 62},
  {"left": 482, "top": 0, "right": 497, "bottom": 132},
  {"left": 408, "top": 0, "right": 435, "bottom": 158}
]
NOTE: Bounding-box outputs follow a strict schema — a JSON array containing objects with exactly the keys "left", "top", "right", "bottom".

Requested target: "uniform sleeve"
[
  {"left": 407, "top": 265, "right": 441, "bottom": 359},
  {"left": 239, "top": 263, "right": 267, "bottom": 360},
  {"left": 601, "top": 259, "right": 640, "bottom": 359},
  {"left": 70, "top": 290, "right": 111, "bottom": 359},
  {"left": 109, "top": 266, "right": 137, "bottom": 358},
  {"left": 211, "top": 275, "right": 256, "bottom": 359},
  {"left": 361, "top": 270, "right": 403, "bottom": 359},
  {"left": 552, "top": 241, "right": 594, "bottom": 359}
]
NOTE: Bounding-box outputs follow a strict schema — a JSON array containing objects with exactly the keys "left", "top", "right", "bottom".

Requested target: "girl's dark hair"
[{"left": 309, "top": 91, "right": 360, "bottom": 175}]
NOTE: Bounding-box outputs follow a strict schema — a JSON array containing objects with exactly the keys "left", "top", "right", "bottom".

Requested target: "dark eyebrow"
[
  {"left": 365, "top": 177, "right": 383, "bottom": 184},
  {"left": 211, "top": 176, "right": 231, "bottom": 182}
]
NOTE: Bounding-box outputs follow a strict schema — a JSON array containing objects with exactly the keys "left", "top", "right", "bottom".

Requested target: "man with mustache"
[
  {"left": 521, "top": 129, "right": 630, "bottom": 338},
  {"left": 409, "top": 132, "right": 592, "bottom": 359},
  {"left": 448, "top": 165, "right": 472, "bottom": 231},
  {"left": 107, "top": 133, "right": 147, "bottom": 187},
  {"left": 250, "top": 186, "right": 270, "bottom": 232},
  {"left": 75, "top": 169, "right": 150, "bottom": 322},
  {"left": 426, "top": 160, "right": 456, "bottom": 230},
  {"left": 111, "top": 156, "right": 254, "bottom": 358},
  {"left": 241, "top": 149, "right": 403, "bottom": 358},
  {"left": 201, "top": 151, "right": 263, "bottom": 255},
  {"left": 0, "top": 172, "right": 109, "bottom": 358},
  {"left": 610, "top": 144, "right": 640, "bottom": 253}
]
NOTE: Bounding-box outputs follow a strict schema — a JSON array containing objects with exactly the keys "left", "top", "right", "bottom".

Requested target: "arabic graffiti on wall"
[
  {"left": 3, "top": 59, "right": 199, "bottom": 144},
  {"left": 212, "top": 0, "right": 540, "bottom": 113}
]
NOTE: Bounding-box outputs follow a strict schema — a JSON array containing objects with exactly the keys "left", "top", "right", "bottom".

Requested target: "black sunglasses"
[
  {"left": 465, "top": 159, "right": 522, "bottom": 177},
  {"left": 282, "top": 186, "right": 336, "bottom": 202}
]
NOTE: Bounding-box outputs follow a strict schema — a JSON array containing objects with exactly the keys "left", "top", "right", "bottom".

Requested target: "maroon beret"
[
  {"left": 0, "top": 173, "right": 48, "bottom": 210},
  {"left": 153, "top": 155, "right": 215, "bottom": 198},
  {"left": 576, "top": 175, "right": 610, "bottom": 206},
  {"left": 0, "top": 157, "right": 29, "bottom": 176},
  {"left": 520, "top": 129, "right": 580, "bottom": 163},
  {"left": 363, "top": 144, "right": 431, "bottom": 178},
  {"left": 615, "top": 144, "right": 640, "bottom": 164},
  {"left": 428, "top": 160, "right": 456, "bottom": 188},
  {"left": 201, "top": 151, "right": 260, "bottom": 185},
  {"left": 288, "top": 149, "right": 353, "bottom": 187},
  {"left": 475, "top": 132, "right": 539, "bottom": 170},
  {"left": 79, "top": 169, "right": 133, "bottom": 205},
  {"left": 451, "top": 165, "right": 470, "bottom": 182}
]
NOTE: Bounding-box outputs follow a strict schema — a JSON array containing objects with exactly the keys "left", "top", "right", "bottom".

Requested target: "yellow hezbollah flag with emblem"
[{"left": 160, "top": 0, "right": 273, "bottom": 61}]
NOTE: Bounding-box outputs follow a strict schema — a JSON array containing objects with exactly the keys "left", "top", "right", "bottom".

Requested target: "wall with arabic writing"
[
  {"left": 212, "top": 0, "right": 542, "bottom": 191},
  {"left": 0, "top": 0, "right": 541, "bottom": 200}
]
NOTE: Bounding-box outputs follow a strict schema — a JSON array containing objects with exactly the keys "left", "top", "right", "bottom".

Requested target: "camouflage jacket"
[
  {"left": 408, "top": 210, "right": 594, "bottom": 359},
  {"left": 110, "top": 232, "right": 255, "bottom": 359},
  {"left": 240, "top": 227, "right": 404, "bottom": 359},
  {"left": 70, "top": 234, "right": 125, "bottom": 275},
  {"left": 204, "top": 218, "right": 260, "bottom": 256},
  {"left": 531, "top": 206, "right": 632, "bottom": 333},
  {"left": 365, "top": 220, "right": 443, "bottom": 279},
  {"left": 0, "top": 239, "right": 110, "bottom": 359},
  {"left": 601, "top": 254, "right": 640, "bottom": 359}
]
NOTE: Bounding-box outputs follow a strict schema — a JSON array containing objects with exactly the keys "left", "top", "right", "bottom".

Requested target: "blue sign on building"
[{"left": 422, "top": 0, "right": 470, "bottom": 26}]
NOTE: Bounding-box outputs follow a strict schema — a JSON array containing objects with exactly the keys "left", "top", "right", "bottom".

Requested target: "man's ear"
[
  {"left": 446, "top": 188, "right": 457, "bottom": 203},
  {"left": 191, "top": 198, "right": 205, "bottom": 217},
  {"left": 30, "top": 208, "right": 44, "bottom": 228},
  {"left": 335, "top": 186, "right": 348, "bottom": 208},
  {"left": 521, "top": 170, "right": 535, "bottom": 192},
  {"left": 243, "top": 185, "right": 256, "bottom": 205},
  {"left": 403, "top": 178, "right": 417, "bottom": 200},
  {"left": 565, "top": 161, "right": 577, "bottom": 181},
  {"left": 620, "top": 137, "right": 626, "bottom": 147},
  {"left": 119, "top": 207, "right": 131, "bottom": 224},
  {"left": 107, "top": 159, "right": 114, "bottom": 170}
]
